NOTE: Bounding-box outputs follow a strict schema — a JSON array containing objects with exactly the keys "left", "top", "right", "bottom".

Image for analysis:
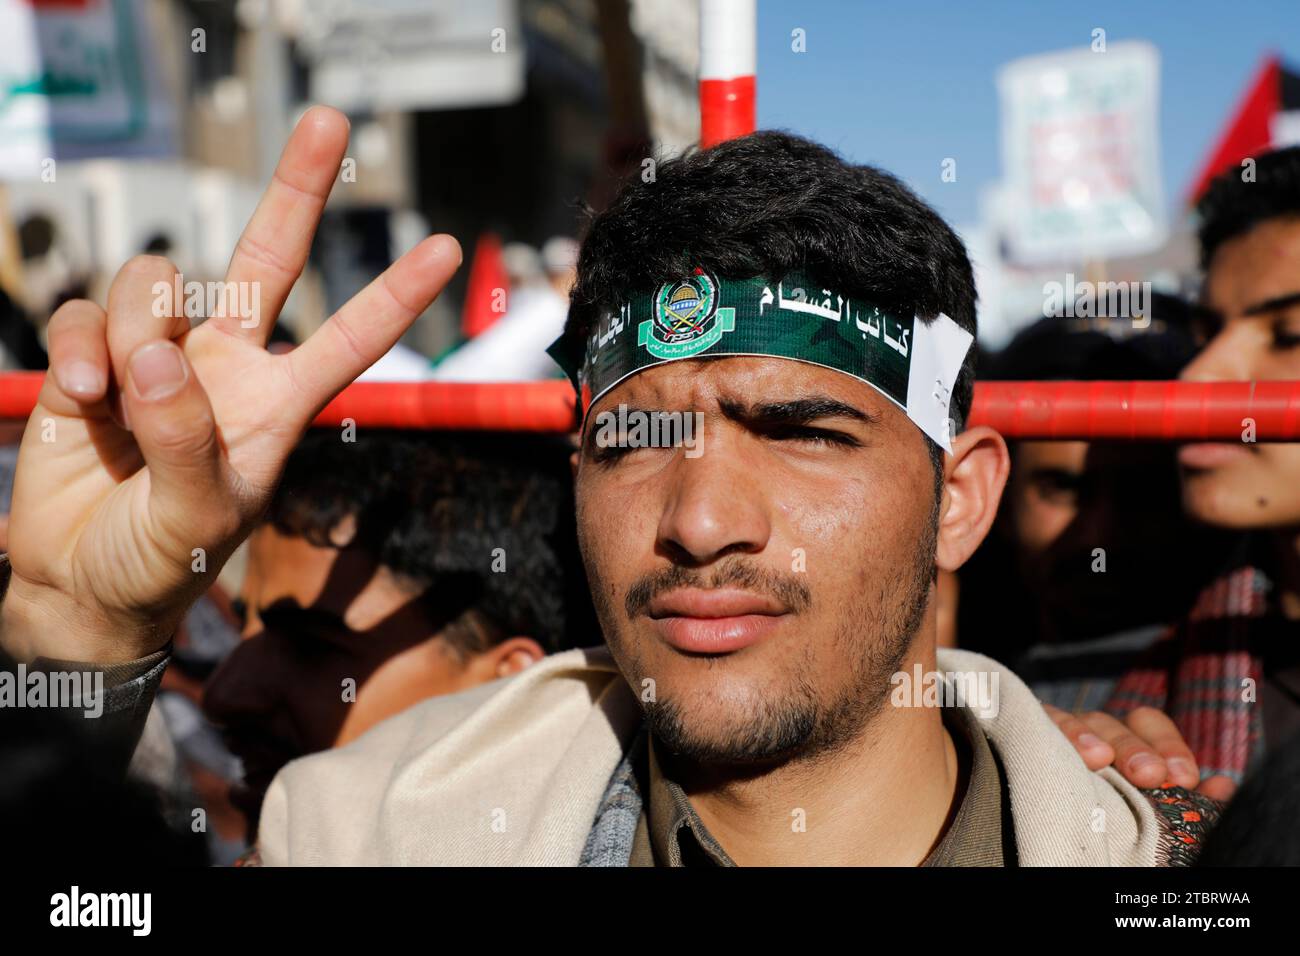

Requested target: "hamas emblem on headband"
[{"left": 638, "top": 268, "right": 736, "bottom": 360}]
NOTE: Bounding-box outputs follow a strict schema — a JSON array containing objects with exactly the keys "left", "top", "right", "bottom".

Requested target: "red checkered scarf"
[{"left": 1104, "top": 565, "right": 1271, "bottom": 782}]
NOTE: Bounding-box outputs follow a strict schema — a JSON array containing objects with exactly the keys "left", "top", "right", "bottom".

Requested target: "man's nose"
[
  {"left": 201, "top": 634, "right": 282, "bottom": 727},
  {"left": 654, "top": 434, "right": 772, "bottom": 565},
  {"left": 1181, "top": 324, "right": 1254, "bottom": 382}
]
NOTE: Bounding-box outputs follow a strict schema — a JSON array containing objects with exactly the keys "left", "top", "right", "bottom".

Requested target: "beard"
[{"left": 587, "top": 494, "right": 940, "bottom": 770}]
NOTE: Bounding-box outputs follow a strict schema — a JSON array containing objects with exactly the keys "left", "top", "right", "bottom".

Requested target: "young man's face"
[
  {"left": 574, "top": 356, "right": 941, "bottom": 766},
  {"left": 1179, "top": 217, "right": 1300, "bottom": 528},
  {"left": 205, "top": 526, "right": 467, "bottom": 821},
  {"left": 1002, "top": 439, "right": 1193, "bottom": 638}
]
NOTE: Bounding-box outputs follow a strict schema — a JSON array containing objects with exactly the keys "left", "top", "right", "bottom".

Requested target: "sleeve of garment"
[
  {"left": 1141, "top": 785, "right": 1223, "bottom": 866},
  {"left": 0, "top": 552, "right": 173, "bottom": 776}
]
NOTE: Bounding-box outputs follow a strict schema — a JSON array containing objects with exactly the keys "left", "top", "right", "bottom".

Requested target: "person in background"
[
  {"left": 202, "top": 428, "right": 595, "bottom": 840},
  {"left": 502, "top": 241, "right": 548, "bottom": 301},
  {"left": 1095, "top": 147, "right": 1300, "bottom": 784},
  {"left": 957, "top": 298, "right": 1226, "bottom": 709},
  {"left": 12, "top": 213, "right": 91, "bottom": 337},
  {"left": 541, "top": 235, "right": 580, "bottom": 297}
]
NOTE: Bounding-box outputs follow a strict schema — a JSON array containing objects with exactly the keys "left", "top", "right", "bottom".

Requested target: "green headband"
[{"left": 547, "top": 268, "right": 973, "bottom": 452}]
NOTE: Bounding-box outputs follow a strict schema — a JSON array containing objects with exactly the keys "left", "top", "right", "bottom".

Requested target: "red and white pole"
[{"left": 699, "top": 0, "right": 757, "bottom": 148}]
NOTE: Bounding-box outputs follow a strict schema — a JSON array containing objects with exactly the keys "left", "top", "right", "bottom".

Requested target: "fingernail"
[
  {"left": 60, "top": 360, "right": 105, "bottom": 397},
  {"left": 1168, "top": 757, "right": 1196, "bottom": 780},
  {"left": 1078, "top": 733, "right": 1106, "bottom": 751},
  {"left": 1128, "top": 753, "right": 1161, "bottom": 774},
  {"left": 129, "top": 341, "right": 187, "bottom": 401},
  {"left": 433, "top": 234, "right": 462, "bottom": 267}
]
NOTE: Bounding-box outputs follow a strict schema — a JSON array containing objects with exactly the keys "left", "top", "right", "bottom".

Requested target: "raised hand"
[{"left": 1, "top": 107, "right": 461, "bottom": 664}]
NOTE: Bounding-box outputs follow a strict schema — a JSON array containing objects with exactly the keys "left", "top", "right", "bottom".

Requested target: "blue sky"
[{"left": 755, "top": 0, "right": 1300, "bottom": 226}]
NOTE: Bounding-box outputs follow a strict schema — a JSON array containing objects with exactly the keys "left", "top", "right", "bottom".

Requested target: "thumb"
[
  {"left": 1196, "top": 774, "right": 1238, "bottom": 803},
  {"left": 123, "top": 340, "right": 234, "bottom": 546}
]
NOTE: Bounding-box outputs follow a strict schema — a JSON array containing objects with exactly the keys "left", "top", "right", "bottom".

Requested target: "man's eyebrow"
[
  {"left": 1243, "top": 291, "right": 1300, "bottom": 316},
  {"left": 718, "top": 395, "right": 881, "bottom": 427}
]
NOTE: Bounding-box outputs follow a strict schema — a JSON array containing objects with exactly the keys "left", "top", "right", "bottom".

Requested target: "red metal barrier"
[
  {"left": 3, "top": 373, "right": 1299, "bottom": 439},
  {"left": 970, "top": 380, "right": 1300, "bottom": 441}
]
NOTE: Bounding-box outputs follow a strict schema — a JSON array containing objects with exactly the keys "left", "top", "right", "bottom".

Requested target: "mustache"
[{"left": 624, "top": 557, "right": 812, "bottom": 619}]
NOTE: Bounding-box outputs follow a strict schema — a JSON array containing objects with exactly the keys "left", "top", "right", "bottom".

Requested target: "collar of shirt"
[{"left": 632, "top": 704, "right": 1011, "bottom": 866}]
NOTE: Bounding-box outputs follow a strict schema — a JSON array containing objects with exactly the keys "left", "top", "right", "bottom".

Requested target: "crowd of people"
[{"left": 0, "top": 105, "right": 1297, "bottom": 867}]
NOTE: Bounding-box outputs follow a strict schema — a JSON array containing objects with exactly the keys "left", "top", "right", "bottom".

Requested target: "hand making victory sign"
[{"left": 0, "top": 107, "right": 461, "bottom": 665}]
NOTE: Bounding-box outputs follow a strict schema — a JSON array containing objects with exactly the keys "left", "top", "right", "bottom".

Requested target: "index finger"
[
  {"left": 281, "top": 234, "right": 461, "bottom": 421},
  {"left": 220, "top": 106, "right": 350, "bottom": 343}
]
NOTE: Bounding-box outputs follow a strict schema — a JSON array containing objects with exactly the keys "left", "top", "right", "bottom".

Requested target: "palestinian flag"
[{"left": 1187, "top": 55, "right": 1300, "bottom": 203}]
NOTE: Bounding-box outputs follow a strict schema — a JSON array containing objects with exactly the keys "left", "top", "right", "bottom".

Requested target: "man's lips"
[
  {"left": 646, "top": 588, "right": 788, "bottom": 654},
  {"left": 1179, "top": 442, "right": 1253, "bottom": 469}
]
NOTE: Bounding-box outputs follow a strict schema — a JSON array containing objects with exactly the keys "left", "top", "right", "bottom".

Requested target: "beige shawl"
[{"left": 258, "top": 646, "right": 1165, "bottom": 866}]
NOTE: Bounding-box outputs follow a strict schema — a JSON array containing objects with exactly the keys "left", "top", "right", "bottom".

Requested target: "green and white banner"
[{"left": 549, "top": 268, "right": 973, "bottom": 452}]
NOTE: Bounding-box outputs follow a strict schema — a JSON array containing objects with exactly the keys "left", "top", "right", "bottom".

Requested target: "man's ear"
[
  {"left": 488, "top": 636, "right": 546, "bottom": 679},
  {"left": 936, "top": 425, "right": 1009, "bottom": 573}
]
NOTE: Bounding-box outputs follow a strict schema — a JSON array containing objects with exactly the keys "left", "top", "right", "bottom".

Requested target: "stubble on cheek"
[
  {"left": 600, "top": 536, "right": 934, "bottom": 768},
  {"left": 575, "top": 484, "right": 646, "bottom": 673}
]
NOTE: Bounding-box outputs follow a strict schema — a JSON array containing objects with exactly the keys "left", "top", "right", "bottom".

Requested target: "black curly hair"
[
  {"left": 562, "top": 130, "right": 979, "bottom": 452},
  {"left": 268, "top": 430, "right": 595, "bottom": 656},
  {"left": 1197, "top": 145, "right": 1300, "bottom": 270}
]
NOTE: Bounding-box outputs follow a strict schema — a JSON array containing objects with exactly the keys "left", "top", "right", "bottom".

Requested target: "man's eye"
[
  {"left": 590, "top": 438, "right": 671, "bottom": 463},
  {"left": 1033, "top": 471, "right": 1084, "bottom": 505},
  {"left": 1189, "top": 309, "right": 1223, "bottom": 347},
  {"left": 1270, "top": 322, "right": 1300, "bottom": 350},
  {"left": 590, "top": 441, "right": 633, "bottom": 463},
  {"left": 769, "top": 426, "right": 859, "bottom": 448}
]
